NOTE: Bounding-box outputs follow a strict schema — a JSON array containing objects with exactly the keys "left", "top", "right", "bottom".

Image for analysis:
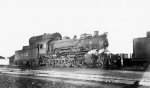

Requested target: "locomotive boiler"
[{"left": 14, "top": 31, "right": 109, "bottom": 68}]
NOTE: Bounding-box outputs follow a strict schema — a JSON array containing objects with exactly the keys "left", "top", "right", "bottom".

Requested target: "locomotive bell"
[{"left": 94, "top": 31, "right": 99, "bottom": 37}]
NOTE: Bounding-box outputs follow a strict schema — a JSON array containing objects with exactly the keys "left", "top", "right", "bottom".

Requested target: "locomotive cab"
[{"left": 36, "top": 40, "right": 50, "bottom": 55}]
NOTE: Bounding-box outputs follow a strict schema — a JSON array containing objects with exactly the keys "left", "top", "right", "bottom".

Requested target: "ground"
[{"left": 0, "top": 66, "right": 150, "bottom": 88}]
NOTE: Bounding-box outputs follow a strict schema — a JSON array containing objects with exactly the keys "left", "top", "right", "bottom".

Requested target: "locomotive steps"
[{"left": 0, "top": 67, "right": 150, "bottom": 86}]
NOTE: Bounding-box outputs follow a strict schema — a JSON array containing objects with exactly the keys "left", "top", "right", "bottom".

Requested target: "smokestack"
[{"left": 94, "top": 31, "right": 99, "bottom": 37}]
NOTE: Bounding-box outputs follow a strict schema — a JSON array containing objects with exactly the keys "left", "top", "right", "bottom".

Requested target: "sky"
[{"left": 0, "top": 0, "right": 150, "bottom": 57}]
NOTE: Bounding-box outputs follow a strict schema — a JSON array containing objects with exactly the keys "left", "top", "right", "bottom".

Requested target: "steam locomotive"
[
  {"left": 13, "top": 30, "right": 150, "bottom": 69},
  {"left": 14, "top": 31, "right": 110, "bottom": 68}
]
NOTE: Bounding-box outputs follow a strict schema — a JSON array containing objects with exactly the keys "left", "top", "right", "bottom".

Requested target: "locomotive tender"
[{"left": 14, "top": 31, "right": 109, "bottom": 67}]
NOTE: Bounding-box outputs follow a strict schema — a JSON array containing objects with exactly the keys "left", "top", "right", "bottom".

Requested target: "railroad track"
[{"left": 0, "top": 66, "right": 150, "bottom": 86}]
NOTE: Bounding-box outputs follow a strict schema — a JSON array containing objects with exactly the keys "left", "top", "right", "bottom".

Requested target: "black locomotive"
[
  {"left": 13, "top": 31, "right": 150, "bottom": 69},
  {"left": 14, "top": 31, "right": 110, "bottom": 68}
]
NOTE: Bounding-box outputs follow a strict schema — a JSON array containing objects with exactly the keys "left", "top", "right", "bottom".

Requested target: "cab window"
[{"left": 43, "top": 44, "right": 46, "bottom": 48}]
